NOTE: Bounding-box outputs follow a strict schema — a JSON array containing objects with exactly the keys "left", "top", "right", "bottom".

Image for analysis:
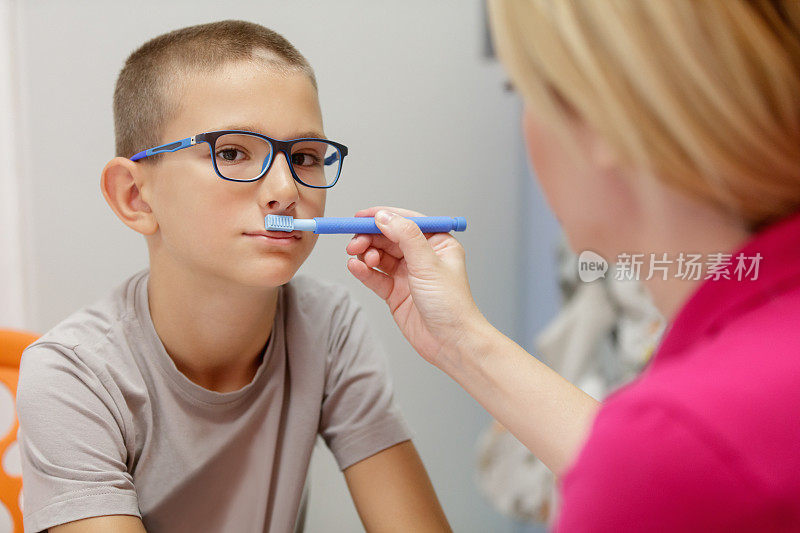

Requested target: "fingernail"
[{"left": 375, "top": 210, "right": 394, "bottom": 225}]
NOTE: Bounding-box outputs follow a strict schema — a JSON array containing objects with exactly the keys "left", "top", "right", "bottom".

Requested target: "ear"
[
  {"left": 573, "top": 115, "right": 643, "bottom": 215},
  {"left": 101, "top": 157, "right": 158, "bottom": 235},
  {"left": 579, "top": 122, "right": 620, "bottom": 176}
]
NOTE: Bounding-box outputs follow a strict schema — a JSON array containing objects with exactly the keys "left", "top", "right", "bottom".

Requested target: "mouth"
[{"left": 243, "top": 230, "right": 302, "bottom": 244}]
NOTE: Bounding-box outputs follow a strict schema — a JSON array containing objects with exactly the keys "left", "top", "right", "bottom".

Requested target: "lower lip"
[{"left": 245, "top": 234, "right": 301, "bottom": 246}]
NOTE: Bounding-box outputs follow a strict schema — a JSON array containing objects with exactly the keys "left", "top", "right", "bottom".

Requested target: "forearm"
[{"left": 440, "top": 320, "right": 601, "bottom": 477}]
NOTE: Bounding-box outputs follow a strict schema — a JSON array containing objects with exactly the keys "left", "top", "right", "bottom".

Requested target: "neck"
[
  {"left": 636, "top": 186, "right": 752, "bottom": 322},
  {"left": 147, "top": 262, "right": 279, "bottom": 393}
]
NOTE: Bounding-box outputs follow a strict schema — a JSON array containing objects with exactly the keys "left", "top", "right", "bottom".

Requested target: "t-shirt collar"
[{"left": 653, "top": 210, "right": 800, "bottom": 360}]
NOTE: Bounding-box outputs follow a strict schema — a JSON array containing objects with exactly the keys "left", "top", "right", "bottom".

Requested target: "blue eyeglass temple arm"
[
  {"left": 130, "top": 136, "right": 198, "bottom": 161},
  {"left": 324, "top": 152, "right": 339, "bottom": 166}
]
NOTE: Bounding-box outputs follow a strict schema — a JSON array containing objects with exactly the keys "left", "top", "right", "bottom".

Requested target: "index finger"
[
  {"left": 346, "top": 225, "right": 455, "bottom": 259},
  {"left": 353, "top": 205, "right": 427, "bottom": 219}
]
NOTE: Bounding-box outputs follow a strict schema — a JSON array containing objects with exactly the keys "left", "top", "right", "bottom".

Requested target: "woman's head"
[{"left": 489, "top": 0, "right": 800, "bottom": 253}]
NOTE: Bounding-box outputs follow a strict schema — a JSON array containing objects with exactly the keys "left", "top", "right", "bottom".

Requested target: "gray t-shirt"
[{"left": 17, "top": 270, "right": 412, "bottom": 532}]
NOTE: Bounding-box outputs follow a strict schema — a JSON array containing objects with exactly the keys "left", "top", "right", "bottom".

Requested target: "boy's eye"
[
  {"left": 291, "top": 152, "right": 320, "bottom": 167},
  {"left": 216, "top": 147, "right": 247, "bottom": 163}
]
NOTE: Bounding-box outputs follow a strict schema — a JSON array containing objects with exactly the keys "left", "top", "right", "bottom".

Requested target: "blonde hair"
[
  {"left": 489, "top": 0, "right": 800, "bottom": 230},
  {"left": 113, "top": 20, "right": 316, "bottom": 161}
]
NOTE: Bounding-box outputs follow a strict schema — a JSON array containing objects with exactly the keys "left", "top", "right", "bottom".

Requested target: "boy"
[{"left": 17, "top": 20, "right": 450, "bottom": 533}]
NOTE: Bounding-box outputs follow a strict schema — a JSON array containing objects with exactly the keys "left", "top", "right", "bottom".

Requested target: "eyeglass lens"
[{"left": 213, "top": 133, "right": 341, "bottom": 186}]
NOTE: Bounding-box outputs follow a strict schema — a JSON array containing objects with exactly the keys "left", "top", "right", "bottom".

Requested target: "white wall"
[
  {"left": 0, "top": 0, "right": 26, "bottom": 329},
  {"left": 13, "top": 1, "right": 558, "bottom": 531}
]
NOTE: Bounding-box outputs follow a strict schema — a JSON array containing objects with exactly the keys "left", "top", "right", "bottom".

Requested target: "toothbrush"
[{"left": 265, "top": 214, "right": 467, "bottom": 234}]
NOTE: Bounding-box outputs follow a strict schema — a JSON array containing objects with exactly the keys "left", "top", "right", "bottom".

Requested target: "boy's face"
[{"left": 141, "top": 61, "right": 326, "bottom": 289}]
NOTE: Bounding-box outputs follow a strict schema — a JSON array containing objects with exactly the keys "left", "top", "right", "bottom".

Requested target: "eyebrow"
[{"left": 211, "top": 124, "right": 326, "bottom": 140}]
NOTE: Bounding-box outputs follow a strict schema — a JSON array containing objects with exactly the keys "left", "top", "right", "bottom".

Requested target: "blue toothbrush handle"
[{"left": 313, "top": 216, "right": 467, "bottom": 234}]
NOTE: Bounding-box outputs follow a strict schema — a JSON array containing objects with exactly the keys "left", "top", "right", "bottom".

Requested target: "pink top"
[{"left": 555, "top": 211, "right": 800, "bottom": 532}]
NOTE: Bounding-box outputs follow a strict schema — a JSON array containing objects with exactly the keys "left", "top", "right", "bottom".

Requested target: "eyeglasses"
[{"left": 130, "top": 130, "right": 348, "bottom": 189}]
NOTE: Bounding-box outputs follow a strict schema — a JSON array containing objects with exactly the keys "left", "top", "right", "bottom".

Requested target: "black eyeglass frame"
[{"left": 129, "top": 129, "right": 349, "bottom": 189}]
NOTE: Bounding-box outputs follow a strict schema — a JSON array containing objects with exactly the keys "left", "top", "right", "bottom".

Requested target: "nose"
[{"left": 259, "top": 150, "right": 299, "bottom": 212}]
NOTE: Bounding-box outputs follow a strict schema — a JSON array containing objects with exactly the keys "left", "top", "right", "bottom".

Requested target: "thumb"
[{"left": 374, "top": 210, "right": 437, "bottom": 269}]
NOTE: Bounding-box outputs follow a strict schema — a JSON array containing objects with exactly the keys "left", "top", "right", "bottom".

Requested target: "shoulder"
[
  {"left": 27, "top": 270, "right": 147, "bottom": 351},
  {"left": 640, "top": 286, "right": 800, "bottom": 478},
  {"left": 558, "top": 395, "right": 773, "bottom": 531},
  {"left": 569, "top": 394, "right": 752, "bottom": 481},
  {"left": 20, "top": 271, "right": 148, "bottom": 399},
  {"left": 556, "top": 282, "right": 800, "bottom": 529},
  {"left": 691, "top": 280, "right": 800, "bottom": 382}
]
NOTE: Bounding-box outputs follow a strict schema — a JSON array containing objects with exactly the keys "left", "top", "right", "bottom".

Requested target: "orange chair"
[{"left": 0, "top": 329, "right": 39, "bottom": 533}]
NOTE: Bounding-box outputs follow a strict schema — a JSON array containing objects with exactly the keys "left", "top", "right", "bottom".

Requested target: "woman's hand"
[
  {"left": 346, "top": 206, "right": 486, "bottom": 368},
  {"left": 347, "top": 206, "right": 600, "bottom": 475}
]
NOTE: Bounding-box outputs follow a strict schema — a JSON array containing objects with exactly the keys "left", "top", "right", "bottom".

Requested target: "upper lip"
[{"left": 244, "top": 230, "right": 301, "bottom": 239}]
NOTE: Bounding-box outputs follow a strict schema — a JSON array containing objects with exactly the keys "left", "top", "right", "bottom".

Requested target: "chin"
[
  {"left": 562, "top": 223, "right": 617, "bottom": 258},
  {"left": 234, "top": 258, "right": 303, "bottom": 289}
]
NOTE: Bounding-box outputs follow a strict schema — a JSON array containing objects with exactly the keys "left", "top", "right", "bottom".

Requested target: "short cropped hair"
[{"left": 113, "top": 20, "right": 316, "bottom": 160}]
